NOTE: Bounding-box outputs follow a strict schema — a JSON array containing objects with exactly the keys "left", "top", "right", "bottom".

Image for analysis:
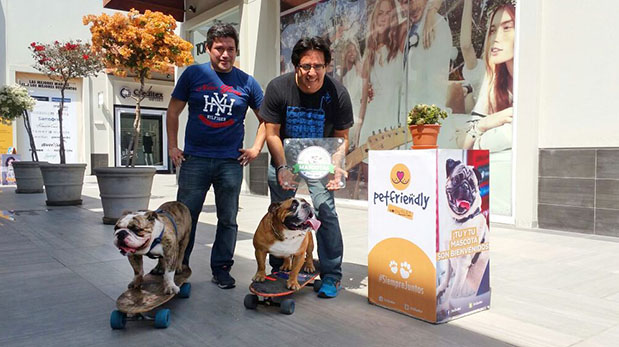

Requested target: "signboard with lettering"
[
  {"left": 0, "top": 123, "right": 13, "bottom": 154},
  {"left": 17, "top": 78, "right": 79, "bottom": 163},
  {"left": 368, "top": 149, "right": 490, "bottom": 323},
  {"left": 119, "top": 86, "right": 164, "bottom": 102}
]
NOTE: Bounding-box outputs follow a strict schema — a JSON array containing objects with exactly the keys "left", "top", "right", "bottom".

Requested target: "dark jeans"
[
  {"left": 177, "top": 155, "right": 242, "bottom": 273},
  {"left": 267, "top": 164, "right": 343, "bottom": 281}
]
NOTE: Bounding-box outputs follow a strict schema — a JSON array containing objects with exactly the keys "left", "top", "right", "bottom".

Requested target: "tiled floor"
[{"left": 0, "top": 174, "right": 618, "bottom": 346}]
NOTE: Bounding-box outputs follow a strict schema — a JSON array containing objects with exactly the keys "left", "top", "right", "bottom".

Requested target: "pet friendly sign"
[{"left": 368, "top": 149, "right": 490, "bottom": 323}]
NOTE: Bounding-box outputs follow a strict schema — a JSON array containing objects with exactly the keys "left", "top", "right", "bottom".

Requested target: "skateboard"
[
  {"left": 244, "top": 260, "right": 320, "bottom": 315},
  {"left": 110, "top": 268, "right": 192, "bottom": 329}
]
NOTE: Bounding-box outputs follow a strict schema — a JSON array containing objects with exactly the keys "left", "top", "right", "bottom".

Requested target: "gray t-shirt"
[{"left": 261, "top": 72, "right": 354, "bottom": 140}]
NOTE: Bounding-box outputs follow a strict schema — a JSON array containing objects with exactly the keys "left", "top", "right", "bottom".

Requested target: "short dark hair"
[
  {"left": 206, "top": 23, "right": 239, "bottom": 50},
  {"left": 291, "top": 36, "right": 331, "bottom": 67}
]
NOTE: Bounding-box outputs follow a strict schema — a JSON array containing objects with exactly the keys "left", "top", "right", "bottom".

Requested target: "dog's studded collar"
[
  {"left": 270, "top": 218, "right": 284, "bottom": 241},
  {"left": 455, "top": 207, "right": 482, "bottom": 224},
  {"left": 146, "top": 209, "right": 178, "bottom": 259}
]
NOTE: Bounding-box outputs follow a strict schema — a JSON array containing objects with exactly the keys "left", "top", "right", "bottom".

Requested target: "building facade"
[{"left": 1, "top": 0, "right": 619, "bottom": 236}]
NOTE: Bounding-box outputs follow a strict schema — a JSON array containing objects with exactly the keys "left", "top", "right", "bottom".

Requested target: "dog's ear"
[
  {"left": 446, "top": 159, "right": 460, "bottom": 177},
  {"left": 144, "top": 211, "right": 158, "bottom": 222},
  {"left": 268, "top": 202, "right": 281, "bottom": 214}
]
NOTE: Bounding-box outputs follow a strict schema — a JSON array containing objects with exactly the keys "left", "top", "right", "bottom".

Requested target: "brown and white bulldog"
[
  {"left": 113, "top": 201, "right": 191, "bottom": 295},
  {"left": 252, "top": 197, "right": 321, "bottom": 290}
]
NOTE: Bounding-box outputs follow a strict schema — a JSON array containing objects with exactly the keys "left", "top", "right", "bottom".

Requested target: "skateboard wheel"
[
  {"left": 313, "top": 279, "right": 322, "bottom": 292},
  {"left": 154, "top": 308, "right": 171, "bottom": 329},
  {"left": 178, "top": 283, "right": 191, "bottom": 298},
  {"left": 110, "top": 310, "right": 126, "bottom": 329},
  {"left": 244, "top": 294, "right": 258, "bottom": 309},
  {"left": 280, "top": 299, "right": 295, "bottom": 315}
]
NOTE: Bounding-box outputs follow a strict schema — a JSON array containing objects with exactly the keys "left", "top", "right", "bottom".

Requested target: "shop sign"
[
  {"left": 195, "top": 40, "right": 208, "bottom": 56},
  {"left": 119, "top": 87, "right": 164, "bottom": 102}
]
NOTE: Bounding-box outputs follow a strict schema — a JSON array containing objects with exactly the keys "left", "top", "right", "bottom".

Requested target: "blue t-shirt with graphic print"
[
  {"left": 171, "top": 63, "right": 263, "bottom": 159},
  {"left": 260, "top": 73, "right": 353, "bottom": 140}
]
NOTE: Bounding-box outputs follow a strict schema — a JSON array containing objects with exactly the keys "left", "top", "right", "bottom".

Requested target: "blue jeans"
[
  {"left": 267, "top": 165, "right": 343, "bottom": 281},
  {"left": 177, "top": 155, "right": 242, "bottom": 272}
]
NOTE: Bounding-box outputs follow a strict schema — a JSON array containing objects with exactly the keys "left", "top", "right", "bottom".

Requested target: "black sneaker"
[{"left": 212, "top": 269, "right": 236, "bottom": 289}]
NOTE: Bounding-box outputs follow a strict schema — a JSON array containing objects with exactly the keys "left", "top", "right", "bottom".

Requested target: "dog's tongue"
[
  {"left": 117, "top": 234, "right": 150, "bottom": 255},
  {"left": 124, "top": 234, "right": 149, "bottom": 248},
  {"left": 120, "top": 246, "right": 136, "bottom": 254},
  {"left": 457, "top": 200, "right": 471, "bottom": 210},
  {"left": 305, "top": 215, "right": 321, "bottom": 231}
]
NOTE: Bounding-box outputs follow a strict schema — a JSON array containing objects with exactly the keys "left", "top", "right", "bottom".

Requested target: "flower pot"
[
  {"left": 409, "top": 124, "right": 441, "bottom": 149},
  {"left": 12, "top": 161, "right": 47, "bottom": 193},
  {"left": 94, "top": 167, "right": 156, "bottom": 225},
  {"left": 40, "top": 163, "right": 86, "bottom": 206}
]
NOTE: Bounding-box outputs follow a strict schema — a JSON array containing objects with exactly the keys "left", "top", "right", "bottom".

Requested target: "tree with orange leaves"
[{"left": 83, "top": 9, "right": 194, "bottom": 166}]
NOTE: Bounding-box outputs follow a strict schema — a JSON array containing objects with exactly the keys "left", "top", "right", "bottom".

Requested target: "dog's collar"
[
  {"left": 146, "top": 209, "right": 178, "bottom": 259},
  {"left": 455, "top": 207, "right": 482, "bottom": 224},
  {"left": 271, "top": 218, "right": 284, "bottom": 241}
]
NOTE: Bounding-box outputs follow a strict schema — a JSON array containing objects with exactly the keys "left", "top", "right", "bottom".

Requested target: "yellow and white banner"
[
  {"left": 0, "top": 123, "right": 13, "bottom": 154},
  {"left": 369, "top": 149, "right": 490, "bottom": 323}
]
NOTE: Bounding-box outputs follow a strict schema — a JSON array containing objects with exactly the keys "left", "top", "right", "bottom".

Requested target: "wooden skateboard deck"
[
  {"left": 249, "top": 260, "right": 319, "bottom": 297},
  {"left": 117, "top": 268, "right": 192, "bottom": 314}
]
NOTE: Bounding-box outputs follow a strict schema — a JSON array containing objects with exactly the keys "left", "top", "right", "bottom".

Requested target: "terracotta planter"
[
  {"left": 12, "top": 161, "right": 47, "bottom": 193},
  {"left": 94, "top": 167, "right": 156, "bottom": 224},
  {"left": 409, "top": 124, "right": 441, "bottom": 149}
]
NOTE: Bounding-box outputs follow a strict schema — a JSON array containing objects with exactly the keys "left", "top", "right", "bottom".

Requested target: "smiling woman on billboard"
[{"left": 457, "top": 1, "right": 516, "bottom": 216}]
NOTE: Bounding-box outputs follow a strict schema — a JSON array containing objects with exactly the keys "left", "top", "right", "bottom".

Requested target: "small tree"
[
  {"left": 0, "top": 85, "right": 38, "bottom": 160},
  {"left": 84, "top": 9, "right": 194, "bottom": 167},
  {"left": 29, "top": 40, "right": 104, "bottom": 164}
]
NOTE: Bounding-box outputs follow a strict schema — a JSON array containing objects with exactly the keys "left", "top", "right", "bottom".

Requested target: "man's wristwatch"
[{"left": 276, "top": 164, "right": 291, "bottom": 175}]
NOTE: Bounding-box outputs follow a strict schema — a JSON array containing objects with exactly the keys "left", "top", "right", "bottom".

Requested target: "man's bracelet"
[{"left": 276, "top": 165, "right": 291, "bottom": 175}]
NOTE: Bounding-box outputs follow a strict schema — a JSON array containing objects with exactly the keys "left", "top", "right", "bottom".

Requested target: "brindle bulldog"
[{"left": 113, "top": 201, "right": 191, "bottom": 295}]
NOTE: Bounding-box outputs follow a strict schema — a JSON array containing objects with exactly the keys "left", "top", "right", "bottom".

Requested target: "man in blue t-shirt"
[{"left": 166, "top": 23, "right": 265, "bottom": 289}]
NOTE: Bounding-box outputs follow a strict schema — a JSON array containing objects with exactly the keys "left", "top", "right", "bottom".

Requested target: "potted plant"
[
  {"left": 0, "top": 84, "right": 46, "bottom": 193},
  {"left": 84, "top": 9, "right": 193, "bottom": 224},
  {"left": 29, "top": 40, "right": 104, "bottom": 205},
  {"left": 407, "top": 104, "right": 448, "bottom": 149}
]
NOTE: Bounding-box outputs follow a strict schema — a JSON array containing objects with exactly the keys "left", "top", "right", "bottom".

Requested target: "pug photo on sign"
[{"left": 437, "top": 159, "right": 489, "bottom": 314}]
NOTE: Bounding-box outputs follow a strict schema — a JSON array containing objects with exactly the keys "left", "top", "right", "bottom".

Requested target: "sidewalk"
[{"left": 1, "top": 174, "right": 619, "bottom": 347}]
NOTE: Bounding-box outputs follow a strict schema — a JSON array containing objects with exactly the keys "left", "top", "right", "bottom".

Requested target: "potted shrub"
[
  {"left": 0, "top": 84, "right": 45, "bottom": 193},
  {"left": 84, "top": 9, "right": 194, "bottom": 224},
  {"left": 407, "top": 104, "right": 448, "bottom": 149},
  {"left": 29, "top": 40, "right": 104, "bottom": 205}
]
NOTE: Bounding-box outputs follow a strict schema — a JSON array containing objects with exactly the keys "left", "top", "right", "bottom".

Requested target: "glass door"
[{"left": 114, "top": 106, "right": 168, "bottom": 171}]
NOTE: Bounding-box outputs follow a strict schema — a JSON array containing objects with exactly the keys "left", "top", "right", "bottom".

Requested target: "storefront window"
[
  {"left": 114, "top": 106, "right": 168, "bottom": 171},
  {"left": 189, "top": 9, "right": 241, "bottom": 66}
]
